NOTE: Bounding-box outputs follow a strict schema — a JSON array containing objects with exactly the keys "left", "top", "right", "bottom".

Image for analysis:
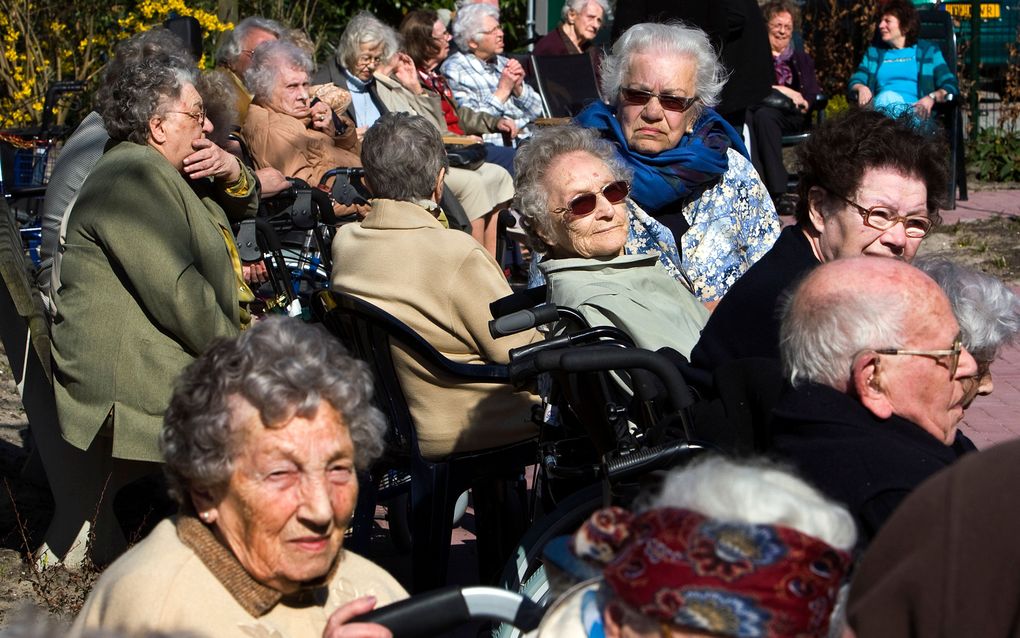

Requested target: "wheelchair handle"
[
  {"left": 351, "top": 586, "right": 543, "bottom": 637},
  {"left": 489, "top": 302, "right": 560, "bottom": 338},
  {"left": 512, "top": 346, "right": 696, "bottom": 413},
  {"left": 606, "top": 440, "right": 705, "bottom": 481}
]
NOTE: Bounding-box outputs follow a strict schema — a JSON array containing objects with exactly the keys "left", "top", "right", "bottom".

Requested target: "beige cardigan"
[
  {"left": 72, "top": 516, "right": 407, "bottom": 637},
  {"left": 331, "top": 199, "right": 540, "bottom": 459}
]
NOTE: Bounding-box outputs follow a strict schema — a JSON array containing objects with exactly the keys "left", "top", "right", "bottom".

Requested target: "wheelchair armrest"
[{"left": 352, "top": 586, "right": 543, "bottom": 636}]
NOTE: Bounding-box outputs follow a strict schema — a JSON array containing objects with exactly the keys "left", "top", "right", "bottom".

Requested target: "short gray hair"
[
  {"left": 561, "top": 0, "right": 610, "bottom": 21},
  {"left": 779, "top": 266, "right": 907, "bottom": 388},
  {"left": 245, "top": 39, "right": 313, "bottom": 103},
  {"left": 648, "top": 455, "right": 857, "bottom": 551},
  {"left": 915, "top": 257, "right": 1020, "bottom": 363},
  {"left": 215, "top": 15, "right": 286, "bottom": 68},
  {"left": 160, "top": 316, "right": 387, "bottom": 505},
  {"left": 362, "top": 112, "right": 448, "bottom": 201},
  {"left": 600, "top": 22, "right": 727, "bottom": 120},
  {"left": 452, "top": 3, "right": 500, "bottom": 52},
  {"left": 100, "top": 58, "right": 196, "bottom": 144},
  {"left": 512, "top": 124, "right": 631, "bottom": 254},
  {"left": 337, "top": 11, "right": 397, "bottom": 71}
]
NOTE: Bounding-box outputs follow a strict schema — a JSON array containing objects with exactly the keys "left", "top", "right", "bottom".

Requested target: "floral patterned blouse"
[{"left": 679, "top": 149, "right": 781, "bottom": 302}]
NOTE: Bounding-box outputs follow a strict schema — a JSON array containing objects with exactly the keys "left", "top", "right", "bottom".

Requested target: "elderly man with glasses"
[
  {"left": 770, "top": 256, "right": 978, "bottom": 547},
  {"left": 690, "top": 108, "right": 950, "bottom": 374}
]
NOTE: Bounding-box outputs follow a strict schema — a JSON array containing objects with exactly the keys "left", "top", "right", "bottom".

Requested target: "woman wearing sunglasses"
[
  {"left": 574, "top": 22, "right": 780, "bottom": 308},
  {"left": 514, "top": 125, "right": 708, "bottom": 358}
]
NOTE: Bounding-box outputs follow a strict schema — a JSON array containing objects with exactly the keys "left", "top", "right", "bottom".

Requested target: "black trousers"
[{"left": 747, "top": 105, "right": 806, "bottom": 198}]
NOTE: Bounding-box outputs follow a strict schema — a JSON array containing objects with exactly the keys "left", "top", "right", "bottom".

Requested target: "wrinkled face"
[
  {"left": 538, "top": 151, "right": 629, "bottom": 259},
  {"left": 471, "top": 15, "right": 505, "bottom": 60},
  {"left": 617, "top": 52, "right": 698, "bottom": 155},
  {"left": 570, "top": 1, "right": 605, "bottom": 44},
  {"left": 236, "top": 27, "right": 278, "bottom": 75},
  {"left": 879, "top": 13, "right": 904, "bottom": 46},
  {"left": 352, "top": 41, "right": 385, "bottom": 81},
  {"left": 430, "top": 20, "right": 452, "bottom": 66},
  {"left": 151, "top": 82, "right": 213, "bottom": 171},
  {"left": 201, "top": 401, "right": 358, "bottom": 594},
  {"left": 876, "top": 299, "right": 978, "bottom": 444},
  {"left": 267, "top": 64, "right": 312, "bottom": 119},
  {"left": 811, "top": 167, "right": 928, "bottom": 262},
  {"left": 767, "top": 11, "right": 794, "bottom": 53}
]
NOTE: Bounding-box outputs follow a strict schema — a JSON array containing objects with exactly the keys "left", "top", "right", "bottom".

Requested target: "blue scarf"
[{"left": 574, "top": 101, "right": 748, "bottom": 213}]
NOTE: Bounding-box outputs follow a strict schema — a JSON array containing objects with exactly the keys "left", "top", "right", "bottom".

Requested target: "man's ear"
[
  {"left": 806, "top": 186, "right": 828, "bottom": 234},
  {"left": 852, "top": 352, "right": 894, "bottom": 419}
]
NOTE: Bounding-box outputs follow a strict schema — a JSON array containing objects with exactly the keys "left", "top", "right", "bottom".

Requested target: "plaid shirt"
[{"left": 440, "top": 51, "right": 544, "bottom": 136}]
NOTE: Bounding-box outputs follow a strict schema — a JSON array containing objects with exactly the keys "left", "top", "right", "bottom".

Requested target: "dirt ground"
[{"left": 0, "top": 202, "right": 1017, "bottom": 631}]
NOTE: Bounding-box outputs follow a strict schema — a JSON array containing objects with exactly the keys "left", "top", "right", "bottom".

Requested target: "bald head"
[{"left": 780, "top": 257, "right": 951, "bottom": 390}]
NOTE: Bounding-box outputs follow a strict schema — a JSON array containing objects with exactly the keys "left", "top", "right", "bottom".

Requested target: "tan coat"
[
  {"left": 72, "top": 517, "right": 407, "bottom": 637},
  {"left": 331, "top": 199, "right": 539, "bottom": 459},
  {"left": 241, "top": 103, "right": 361, "bottom": 186}
]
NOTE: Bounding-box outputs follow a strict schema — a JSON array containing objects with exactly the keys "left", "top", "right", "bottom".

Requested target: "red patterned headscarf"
[{"left": 572, "top": 507, "right": 851, "bottom": 637}]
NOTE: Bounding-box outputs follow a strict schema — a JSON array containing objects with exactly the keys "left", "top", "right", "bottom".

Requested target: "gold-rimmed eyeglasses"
[
  {"left": 833, "top": 193, "right": 934, "bottom": 238},
  {"left": 874, "top": 333, "right": 963, "bottom": 378},
  {"left": 167, "top": 108, "right": 206, "bottom": 127}
]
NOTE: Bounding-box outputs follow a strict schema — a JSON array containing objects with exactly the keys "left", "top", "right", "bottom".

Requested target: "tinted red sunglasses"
[{"left": 551, "top": 180, "right": 630, "bottom": 217}]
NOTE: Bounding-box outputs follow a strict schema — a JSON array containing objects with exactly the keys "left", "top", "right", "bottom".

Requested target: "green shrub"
[{"left": 968, "top": 127, "right": 1020, "bottom": 182}]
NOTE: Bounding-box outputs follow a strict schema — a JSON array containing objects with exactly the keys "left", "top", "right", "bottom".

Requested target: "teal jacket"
[{"left": 848, "top": 40, "right": 959, "bottom": 99}]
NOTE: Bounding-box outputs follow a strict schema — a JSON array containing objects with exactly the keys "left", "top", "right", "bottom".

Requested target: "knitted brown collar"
[{"left": 176, "top": 513, "right": 341, "bottom": 617}]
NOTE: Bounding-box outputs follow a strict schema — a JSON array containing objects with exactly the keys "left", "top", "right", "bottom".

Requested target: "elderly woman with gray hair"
[
  {"left": 241, "top": 39, "right": 365, "bottom": 214},
  {"left": 574, "top": 22, "right": 780, "bottom": 306},
  {"left": 314, "top": 11, "right": 394, "bottom": 130},
  {"left": 332, "top": 112, "right": 539, "bottom": 460},
  {"left": 515, "top": 124, "right": 708, "bottom": 358},
  {"left": 49, "top": 56, "right": 257, "bottom": 564},
  {"left": 532, "top": 0, "right": 610, "bottom": 57},
  {"left": 536, "top": 456, "right": 856, "bottom": 637},
  {"left": 916, "top": 256, "right": 1020, "bottom": 410},
  {"left": 73, "top": 317, "right": 406, "bottom": 638},
  {"left": 441, "top": 3, "right": 544, "bottom": 138}
]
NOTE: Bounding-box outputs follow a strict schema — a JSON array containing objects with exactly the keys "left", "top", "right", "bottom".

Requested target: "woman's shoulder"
[{"left": 334, "top": 550, "right": 409, "bottom": 604}]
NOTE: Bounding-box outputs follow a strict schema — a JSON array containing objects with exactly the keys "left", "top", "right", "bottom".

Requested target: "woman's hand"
[
  {"left": 496, "top": 117, "right": 518, "bottom": 139},
  {"left": 854, "top": 85, "right": 873, "bottom": 106},
  {"left": 393, "top": 53, "right": 423, "bottom": 95},
  {"left": 184, "top": 138, "right": 242, "bottom": 183},
  {"left": 256, "top": 167, "right": 291, "bottom": 198},
  {"left": 913, "top": 90, "right": 942, "bottom": 119},
  {"left": 310, "top": 101, "right": 337, "bottom": 137},
  {"left": 773, "top": 85, "right": 810, "bottom": 112},
  {"left": 322, "top": 596, "right": 392, "bottom": 638}
]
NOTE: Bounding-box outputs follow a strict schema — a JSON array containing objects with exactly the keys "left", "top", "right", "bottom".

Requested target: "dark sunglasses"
[
  {"left": 620, "top": 88, "right": 698, "bottom": 112},
  {"left": 551, "top": 180, "right": 630, "bottom": 217}
]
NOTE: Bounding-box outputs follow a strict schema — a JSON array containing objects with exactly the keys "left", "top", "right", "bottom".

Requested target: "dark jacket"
[
  {"left": 769, "top": 382, "right": 976, "bottom": 546},
  {"left": 848, "top": 439, "right": 1020, "bottom": 636},
  {"left": 691, "top": 224, "right": 817, "bottom": 372},
  {"left": 784, "top": 47, "right": 823, "bottom": 110}
]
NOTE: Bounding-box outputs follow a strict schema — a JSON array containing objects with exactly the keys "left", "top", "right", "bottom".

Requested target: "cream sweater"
[{"left": 72, "top": 517, "right": 407, "bottom": 637}]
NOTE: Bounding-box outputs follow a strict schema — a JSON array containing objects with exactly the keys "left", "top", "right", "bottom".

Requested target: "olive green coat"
[{"left": 50, "top": 142, "right": 257, "bottom": 462}]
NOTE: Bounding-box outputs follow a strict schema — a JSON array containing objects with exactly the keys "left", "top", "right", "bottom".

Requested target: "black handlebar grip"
[
  {"left": 488, "top": 303, "right": 559, "bottom": 338},
  {"left": 606, "top": 441, "right": 704, "bottom": 480},
  {"left": 351, "top": 587, "right": 469, "bottom": 636}
]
